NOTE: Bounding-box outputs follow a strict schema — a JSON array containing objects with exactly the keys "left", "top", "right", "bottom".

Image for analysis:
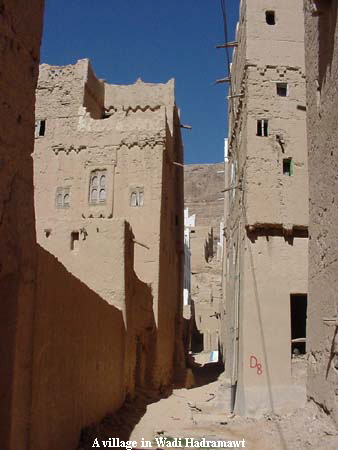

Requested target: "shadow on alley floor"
[
  {"left": 77, "top": 353, "right": 224, "bottom": 449},
  {"left": 77, "top": 355, "right": 338, "bottom": 450}
]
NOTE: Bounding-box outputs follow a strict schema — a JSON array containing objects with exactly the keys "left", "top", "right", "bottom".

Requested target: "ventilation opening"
[
  {"left": 70, "top": 231, "right": 79, "bottom": 251},
  {"left": 257, "top": 119, "right": 269, "bottom": 137},
  {"left": 283, "top": 158, "right": 293, "bottom": 176},
  {"left": 290, "top": 294, "right": 307, "bottom": 355},
  {"left": 277, "top": 82, "right": 288, "bottom": 97},
  {"left": 266, "top": 11, "right": 275, "bottom": 25}
]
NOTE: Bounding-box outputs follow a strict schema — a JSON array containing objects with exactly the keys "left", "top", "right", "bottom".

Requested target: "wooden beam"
[
  {"left": 323, "top": 317, "right": 338, "bottom": 326},
  {"left": 172, "top": 161, "right": 184, "bottom": 168},
  {"left": 221, "top": 184, "right": 241, "bottom": 193},
  {"left": 214, "top": 77, "right": 231, "bottom": 84},
  {"left": 180, "top": 124, "right": 192, "bottom": 130},
  {"left": 291, "top": 338, "right": 306, "bottom": 343},
  {"left": 216, "top": 41, "right": 238, "bottom": 49},
  {"left": 227, "top": 93, "right": 244, "bottom": 99},
  {"left": 133, "top": 239, "right": 150, "bottom": 250}
]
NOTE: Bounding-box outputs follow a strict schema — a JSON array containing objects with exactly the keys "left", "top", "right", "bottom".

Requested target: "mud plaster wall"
[
  {"left": 0, "top": 2, "right": 44, "bottom": 449},
  {"left": 36, "top": 220, "right": 131, "bottom": 313},
  {"left": 31, "top": 223, "right": 155, "bottom": 450},
  {"left": 236, "top": 235, "right": 307, "bottom": 416},
  {"left": 32, "top": 246, "right": 125, "bottom": 450},
  {"left": 304, "top": 0, "right": 338, "bottom": 424}
]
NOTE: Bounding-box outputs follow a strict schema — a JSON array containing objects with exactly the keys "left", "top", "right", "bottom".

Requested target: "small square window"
[
  {"left": 266, "top": 11, "right": 275, "bottom": 25},
  {"left": 257, "top": 119, "right": 269, "bottom": 137},
  {"left": 277, "top": 83, "right": 288, "bottom": 97},
  {"left": 70, "top": 231, "right": 79, "bottom": 251},
  {"left": 283, "top": 158, "right": 293, "bottom": 176}
]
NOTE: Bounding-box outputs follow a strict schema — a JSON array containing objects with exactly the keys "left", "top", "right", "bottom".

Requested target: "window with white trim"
[
  {"left": 257, "top": 119, "right": 269, "bottom": 137},
  {"left": 277, "top": 82, "right": 288, "bottom": 97},
  {"left": 55, "top": 187, "right": 70, "bottom": 208},
  {"left": 35, "top": 120, "right": 46, "bottom": 137},
  {"left": 89, "top": 170, "right": 107, "bottom": 204},
  {"left": 130, "top": 188, "right": 144, "bottom": 207}
]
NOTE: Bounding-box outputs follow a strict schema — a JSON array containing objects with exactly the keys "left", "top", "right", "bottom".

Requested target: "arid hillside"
[{"left": 184, "top": 163, "right": 225, "bottom": 237}]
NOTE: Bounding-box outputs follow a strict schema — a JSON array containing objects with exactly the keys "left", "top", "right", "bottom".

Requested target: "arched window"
[
  {"left": 63, "top": 193, "right": 70, "bottom": 206},
  {"left": 89, "top": 170, "right": 107, "bottom": 204},
  {"left": 130, "top": 188, "right": 144, "bottom": 207},
  {"left": 55, "top": 187, "right": 70, "bottom": 208},
  {"left": 57, "top": 193, "right": 63, "bottom": 206},
  {"left": 130, "top": 192, "right": 137, "bottom": 207},
  {"left": 99, "top": 188, "right": 106, "bottom": 201},
  {"left": 138, "top": 191, "right": 144, "bottom": 206},
  {"left": 91, "top": 188, "right": 98, "bottom": 202}
]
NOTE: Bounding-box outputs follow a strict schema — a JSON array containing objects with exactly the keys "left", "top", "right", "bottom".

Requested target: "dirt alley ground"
[{"left": 78, "top": 354, "right": 338, "bottom": 450}]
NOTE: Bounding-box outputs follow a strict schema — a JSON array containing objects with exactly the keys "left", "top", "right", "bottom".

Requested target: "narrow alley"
[
  {"left": 77, "top": 353, "right": 337, "bottom": 450},
  {"left": 0, "top": 2, "right": 337, "bottom": 450}
]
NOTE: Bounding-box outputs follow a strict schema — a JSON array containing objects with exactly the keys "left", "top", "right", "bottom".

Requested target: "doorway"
[{"left": 290, "top": 294, "right": 307, "bottom": 355}]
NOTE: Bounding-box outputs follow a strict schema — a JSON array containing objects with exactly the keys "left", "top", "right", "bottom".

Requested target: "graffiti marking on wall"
[{"left": 250, "top": 355, "right": 263, "bottom": 375}]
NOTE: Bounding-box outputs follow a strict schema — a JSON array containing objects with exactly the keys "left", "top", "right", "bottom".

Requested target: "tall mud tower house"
[
  {"left": 33, "top": 59, "right": 184, "bottom": 389},
  {"left": 224, "top": 0, "right": 308, "bottom": 416}
]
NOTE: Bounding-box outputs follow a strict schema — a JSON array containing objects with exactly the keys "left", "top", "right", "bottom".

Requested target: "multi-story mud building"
[
  {"left": 33, "top": 59, "right": 185, "bottom": 449},
  {"left": 304, "top": 0, "right": 338, "bottom": 425},
  {"left": 223, "top": 0, "right": 308, "bottom": 416}
]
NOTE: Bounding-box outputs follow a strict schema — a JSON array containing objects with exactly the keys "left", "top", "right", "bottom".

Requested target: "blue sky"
[{"left": 41, "top": 1, "right": 239, "bottom": 164}]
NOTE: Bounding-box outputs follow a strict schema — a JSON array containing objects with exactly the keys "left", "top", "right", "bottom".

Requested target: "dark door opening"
[
  {"left": 290, "top": 294, "right": 307, "bottom": 355},
  {"left": 191, "top": 327, "right": 204, "bottom": 353}
]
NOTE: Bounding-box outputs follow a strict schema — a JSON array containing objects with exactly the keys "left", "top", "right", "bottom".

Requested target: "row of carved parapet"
[
  {"left": 104, "top": 104, "right": 161, "bottom": 117},
  {"left": 51, "top": 136, "right": 165, "bottom": 155}
]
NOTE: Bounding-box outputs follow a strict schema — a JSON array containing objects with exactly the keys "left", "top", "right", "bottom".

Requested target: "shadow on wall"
[
  {"left": 76, "top": 358, "right": 223, "bottom": 450},
  {"left": 316, "top": 0, "right": 338, "bottom": 86},
  {"left": 204, "top": 228, "right": 214, "bottom": 262},
  {"left": 189, "top": 299, "right": 204, "bottom": 353},
  {"left": 30, "top": 244, "right": 156, "bottom": 450},
  {"left": 246, "top": 226, "right": 308, "bottom": 246}
]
